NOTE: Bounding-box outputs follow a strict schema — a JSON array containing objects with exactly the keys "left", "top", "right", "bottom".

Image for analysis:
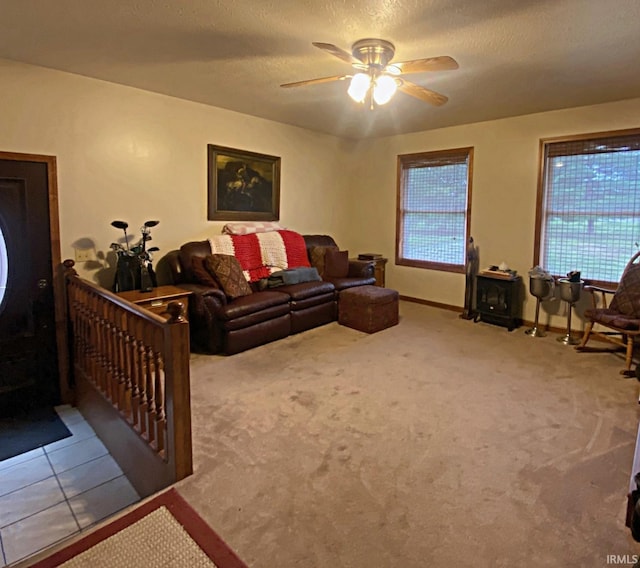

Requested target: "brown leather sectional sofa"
[{"left": 165, "top": 235, "right": 375, "bottom": 354}]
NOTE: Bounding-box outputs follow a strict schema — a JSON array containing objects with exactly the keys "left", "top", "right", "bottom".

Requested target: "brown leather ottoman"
[{"left": 338, "top": 285, "right": 399, "bottom": 333}]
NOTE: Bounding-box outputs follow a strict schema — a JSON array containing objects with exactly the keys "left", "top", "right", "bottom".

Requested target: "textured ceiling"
[{"left": 1, "top": 0, "right": 639, "bottom": 139}]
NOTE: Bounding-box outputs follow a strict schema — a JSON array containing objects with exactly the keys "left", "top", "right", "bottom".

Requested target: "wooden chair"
[{"left": 576, "top": 251, "right": 640, "bottom": 376}]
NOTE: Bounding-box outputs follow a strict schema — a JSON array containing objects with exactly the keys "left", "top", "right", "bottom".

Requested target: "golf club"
[{"left": 110, "top": 220, "right": 130, "bottom": 252}]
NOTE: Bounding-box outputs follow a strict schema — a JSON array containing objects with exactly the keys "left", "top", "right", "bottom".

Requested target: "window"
[
  {"left": 396, "top": 147, "right": 473, "bottom": 272},
  {"left": 535, "top": 129, "right": 640, "bottom": 285}
]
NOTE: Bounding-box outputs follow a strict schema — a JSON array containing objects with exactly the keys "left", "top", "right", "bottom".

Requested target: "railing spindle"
[{"left": 62, "top": 261, "right": 192, "bottom": 484}]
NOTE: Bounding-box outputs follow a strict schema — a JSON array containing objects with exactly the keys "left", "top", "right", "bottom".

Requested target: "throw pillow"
[
  {"left": 191, "top": 256, "right": 219, "bottom": 288},
  {"left": 309, "top": 245, "right": 338, "bottom": 278},
  {"left": 324, "top": 249, "right": 349, "bottom": 278},
  {"left": 203, "top": 254, "right": 253, "bottom": 300}
]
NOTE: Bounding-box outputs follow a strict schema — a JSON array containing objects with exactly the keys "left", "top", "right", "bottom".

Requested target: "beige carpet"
[{"left": 177, "top": 301, "right": 640, "bottom": 567}]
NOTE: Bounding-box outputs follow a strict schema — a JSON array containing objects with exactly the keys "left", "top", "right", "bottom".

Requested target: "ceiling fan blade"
[
  {"left": 312, "top": 42, "right": 362, "bottom": 64},
  {"left": 391, "top": 56, "right": 459, "bottom": 75},
  {"left": 280, "top": 75, "right": 348, "bottom": 88},
  {"left": 398, "top": 80, "right": 448, "bottom": 106}
]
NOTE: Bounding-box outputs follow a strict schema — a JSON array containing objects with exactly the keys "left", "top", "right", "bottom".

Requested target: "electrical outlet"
[{"left": 75, "top": 248, "right": 95, "bottom": 262}]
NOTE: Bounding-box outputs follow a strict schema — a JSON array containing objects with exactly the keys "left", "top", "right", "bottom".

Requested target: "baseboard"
[
  {"left": 399, "top": 295, "right": 462, "bottom": 313},
  {"left": 399, "top": 296, "right": 587, "bottom": 336}
]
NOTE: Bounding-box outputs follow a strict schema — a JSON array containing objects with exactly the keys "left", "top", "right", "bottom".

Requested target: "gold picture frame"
[{"left": 207, "top": 144, "right": 281, "bottom": 221}]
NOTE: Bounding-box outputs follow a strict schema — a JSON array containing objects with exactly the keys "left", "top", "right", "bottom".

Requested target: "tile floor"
[{"left": 0, "top": 405, "right": 140, "bottom": 566}]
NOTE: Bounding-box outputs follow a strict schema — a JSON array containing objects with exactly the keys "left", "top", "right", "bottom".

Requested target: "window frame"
[
  {"left": 534, "top": 127, "right": 640, "bottom": 287},
  {"left": 396, "top": 147, "right": 473, "bottom": 273}
]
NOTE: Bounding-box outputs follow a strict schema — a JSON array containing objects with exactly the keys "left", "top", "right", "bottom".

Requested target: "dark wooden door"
[{"left": 0, "top": 156, "right": 61, "bottom": 410}]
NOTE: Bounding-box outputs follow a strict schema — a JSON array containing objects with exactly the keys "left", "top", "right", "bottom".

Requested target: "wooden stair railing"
[{"left": 63, "top": 260, "right": 192, "bottom": 497}]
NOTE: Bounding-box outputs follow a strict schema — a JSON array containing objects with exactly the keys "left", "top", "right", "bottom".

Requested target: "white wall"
[
  {"left": 347, "top": 98, "right": 640, "bottom": 327},
  {"left": 2, "top": 57, "right": 639, "bottom": 329},
  {"left": 0, "top": 58, "right": 355, "bottom": 286}
]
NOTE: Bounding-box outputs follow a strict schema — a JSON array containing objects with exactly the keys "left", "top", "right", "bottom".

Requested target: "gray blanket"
[{"left": 267, "top": 267, "right": 321, "bottom": 288}]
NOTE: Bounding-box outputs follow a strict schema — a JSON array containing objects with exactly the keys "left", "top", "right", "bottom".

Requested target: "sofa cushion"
[
  {"left": 222, "top": 303, "right": 291, "bottom": 332},
  {"left": 584, "top": 307, "right": 640, "bottom": 330},
  {"left": 309, "top": 245, "right": 338, "bottom": 278},
  {"left": 217, "top": 290, "right": 290, "bottom": 321},
  {"left": 325, "top": 275, "right": 377, "bottom": 291},
  {"left": 274, "top": 280, "right": 336, "bottom": 301},
  {"left": 204, "top": 254, "right": 253, "bottom": 300},
  {"left": 191, "top": 256, "right": 220, "bottom": 288},
  {"left": 324, "top": 249, "right": 349, "bottom": 278},
  {"left": 288, "top": 291, "right": 336, "bottom": 311}
]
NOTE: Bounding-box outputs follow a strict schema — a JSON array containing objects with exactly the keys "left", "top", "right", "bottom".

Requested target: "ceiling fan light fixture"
[
  {"left": 348, "top": 72, "right": 371, "bottom": 103},
  {"left": 373, "top": 74, "right": 398, "bottom": 105},
  {"left": 283, "top": 40, "right": 457, "bottom": 110}
]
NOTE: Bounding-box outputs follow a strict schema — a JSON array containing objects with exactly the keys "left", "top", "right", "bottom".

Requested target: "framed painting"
[{"left": 207, "top": 144, "right": 281, "bottom": 221}]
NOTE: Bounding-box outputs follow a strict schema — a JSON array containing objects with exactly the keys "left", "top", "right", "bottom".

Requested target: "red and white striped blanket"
[{"left": 208, "top": 230, "right": 310, "bottom": 282}]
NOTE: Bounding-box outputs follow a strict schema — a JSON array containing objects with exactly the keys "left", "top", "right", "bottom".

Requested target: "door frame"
[{"left": 0, "top": 151, "right": 71, "bottom": 404}]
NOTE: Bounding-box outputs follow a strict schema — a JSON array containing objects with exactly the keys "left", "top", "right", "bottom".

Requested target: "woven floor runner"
[{"left": 28, "top": 489, "right": 248, "bottom": 568}]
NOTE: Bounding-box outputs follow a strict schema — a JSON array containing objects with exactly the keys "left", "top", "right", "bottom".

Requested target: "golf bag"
[{"left": 112, "top": 254, "right": 157, "bottom": 293}]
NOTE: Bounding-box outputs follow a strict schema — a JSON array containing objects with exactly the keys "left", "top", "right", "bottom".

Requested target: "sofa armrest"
[
  {"left": 176, "top": 282, "right": 226, "bottom": 302},
  {"left": 186, "top": 290, "right": 226, "bottom": 354},
  {"left": 348, "top": 260, "right": 375, "bottom": 279},
  {"left": 162, "top": 250, "right": 184, "bottom": 285}
]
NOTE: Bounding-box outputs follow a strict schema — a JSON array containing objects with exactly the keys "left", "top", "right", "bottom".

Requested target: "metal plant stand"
[
  {"left": 525, "top": 276, "right": 553, "bottom": 337},
  {"left": 557, "top": 278, "right": 583, "bottom": 345}
]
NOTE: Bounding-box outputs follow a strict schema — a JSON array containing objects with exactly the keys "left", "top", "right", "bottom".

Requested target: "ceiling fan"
[{"left": 280, "top": 39, "right": 458, "bottom": 109}]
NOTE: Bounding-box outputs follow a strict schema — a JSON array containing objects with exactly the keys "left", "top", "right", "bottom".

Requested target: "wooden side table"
[
  {"left": 370, "top": 258, "right": 388, "bottom": 287},
  {"left": 116, "top": 285, "right": 191, "bottom": 320},
  {"left": 356, "top": 255, "right": 388, "bottom": 287}
]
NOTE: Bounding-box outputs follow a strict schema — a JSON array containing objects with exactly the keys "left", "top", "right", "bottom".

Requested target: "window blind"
[
  {"left": 397, "top": 149, "right": 472, "bottom": 270},
  {"left": 539, "top": 131, "right": 640, "bottom": 283}
]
